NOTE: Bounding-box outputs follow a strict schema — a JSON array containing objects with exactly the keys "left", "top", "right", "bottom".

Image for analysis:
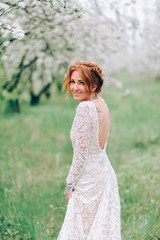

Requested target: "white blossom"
[
  {"left": 18, "top": 2, "right": 26, "bottom": 8},
  {"left": 6, "top": 24, "right": 12, "bottom": 30},
  {"left": 0, "top": 28, "right": 5, "bottom": 33},
  {"left": 122, "top": 89, "right": 131, "bottom": 97},
  {"left": 0, "top": 3, "right": 9, "bottom": 10},
  {"left": 3, "top": 41, "right": 10, "bottom": 47},
  {"left": 12, "top": 26, "right": 25, "bottom": 40}
]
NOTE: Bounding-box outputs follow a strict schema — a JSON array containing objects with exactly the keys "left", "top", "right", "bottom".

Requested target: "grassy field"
[{"left": 0, "top": 71, "right": 160, "bottom": 239}]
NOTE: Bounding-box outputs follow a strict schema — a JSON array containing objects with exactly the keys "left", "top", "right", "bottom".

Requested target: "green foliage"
[
  {"left": 55, "top": 75, "right": 65, "bottom": 93},
  {"left": 155, "top": 75, "right": 160, "bottom": 82},
  {"left": 0, "top": 72, "right": 160, "bottom": 239}
]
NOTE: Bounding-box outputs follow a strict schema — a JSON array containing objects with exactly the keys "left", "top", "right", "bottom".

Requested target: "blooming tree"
[
  {"left": 0, "top": 0, "right": 83, "bottom": 110},
  {"left": 0, "top": 0, "right": 159, "bottom": 112}
]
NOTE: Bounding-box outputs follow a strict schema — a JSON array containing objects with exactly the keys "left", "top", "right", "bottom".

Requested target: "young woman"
[{"left": 57, "top": 62, "right": 121, "bottom": 240}]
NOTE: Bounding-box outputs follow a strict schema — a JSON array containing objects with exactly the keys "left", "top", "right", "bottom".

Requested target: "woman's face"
[{"left": 69, "top": 71, "right": 91, "bottom": 102}]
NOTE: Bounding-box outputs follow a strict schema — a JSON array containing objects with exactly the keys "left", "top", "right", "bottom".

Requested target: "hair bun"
[
  {"left": 91, "top": 64, "right": 104, "bottom": 92},
  {"left": 92, "top": 65, "right": 103, "bottom": 80}
]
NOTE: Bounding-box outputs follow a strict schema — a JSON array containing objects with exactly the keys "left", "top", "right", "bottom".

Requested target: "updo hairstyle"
[{"left": 63, "top": 62, "right": 104, "bottom": 94}]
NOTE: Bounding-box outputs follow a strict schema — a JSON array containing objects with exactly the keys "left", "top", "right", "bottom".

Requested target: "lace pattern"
[
  {"left": 67, "top": 103, "right": 92, "bottom": 187},
  {"left": 58, "top": 101, "right": 121, "bottom": 240}
]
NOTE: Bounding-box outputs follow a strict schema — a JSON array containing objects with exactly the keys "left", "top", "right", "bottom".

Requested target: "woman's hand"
[{"left": 64, "top": 187, "right": 73, "bottom": 201}]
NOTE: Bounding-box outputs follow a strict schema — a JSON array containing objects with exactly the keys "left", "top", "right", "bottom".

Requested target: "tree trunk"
[
  {"left": 30, "top": 93, "right": 40, "bottom": 106},
  {"left": 8, "top": 99, "right": 20, "bottom": 113},
  {"left": 30, "top": 83, "right": 51, "bottom": 105},
  {"left": 45, "top": 89, "right": 51, "bottom": 98}
]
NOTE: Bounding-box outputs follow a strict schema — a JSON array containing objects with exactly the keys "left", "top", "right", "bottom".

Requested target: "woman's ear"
[{"left": 92, "top": 84, "right": 97, "bottom": 92}]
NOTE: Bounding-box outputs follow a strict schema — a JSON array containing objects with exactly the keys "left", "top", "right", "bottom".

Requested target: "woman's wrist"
[{"left": 66, "top": 183, "right": 73, "bottom": 192}]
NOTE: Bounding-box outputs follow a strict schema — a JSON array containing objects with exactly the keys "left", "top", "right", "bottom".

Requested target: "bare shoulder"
[{"left": 93, "top": 96, "right": 109, "bottom": 114}]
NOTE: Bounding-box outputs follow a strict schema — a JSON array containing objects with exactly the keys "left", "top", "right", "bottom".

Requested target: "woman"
[{"left": 57, "top": 62, "right": 121, "bottom": 240}]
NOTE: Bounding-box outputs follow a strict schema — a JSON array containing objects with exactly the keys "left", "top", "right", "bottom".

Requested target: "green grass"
[{"left": 0, "top": 71, "right": 160, "bottom": 239}]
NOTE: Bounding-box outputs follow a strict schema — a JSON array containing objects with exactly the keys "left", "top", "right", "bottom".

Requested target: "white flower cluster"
[
  {"left": 12, "top": 25, "right": 25, "bottom": 40},
  {"left": 0, "top": 19, "right": 25, "bottom": 40},
  {"left": 18, "top": 2, "right": 26, "bottom": 8}
]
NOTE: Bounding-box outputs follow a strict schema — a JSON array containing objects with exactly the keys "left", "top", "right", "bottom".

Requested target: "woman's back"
[{"left": 91, "top": 97, "right": 110, "bottom": 150}]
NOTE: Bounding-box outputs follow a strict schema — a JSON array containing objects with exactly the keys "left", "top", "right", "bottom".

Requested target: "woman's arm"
[{"left": 65, "top": 103, "right": 92, "bottom": 199}]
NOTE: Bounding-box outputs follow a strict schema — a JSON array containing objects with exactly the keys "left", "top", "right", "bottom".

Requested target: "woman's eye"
[
  {"left": 69, "top": 80, "right": 74, "bottom": 83},
  {"left": 80, "top": 82, "right": 84, "bottom": 85}
]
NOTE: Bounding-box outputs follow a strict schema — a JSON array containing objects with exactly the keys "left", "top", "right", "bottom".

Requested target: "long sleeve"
[{"left": 66, "top": 102, "right": 92, "bottom": 188}]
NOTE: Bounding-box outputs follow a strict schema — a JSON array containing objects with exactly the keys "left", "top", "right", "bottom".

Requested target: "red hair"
[{"left": 63, "top": 62, "right": 104, "bottom": 94}]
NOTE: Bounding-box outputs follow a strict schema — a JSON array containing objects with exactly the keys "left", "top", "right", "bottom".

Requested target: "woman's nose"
[{"left": 74, "top": 83, "right": 79, "bottom": 90}]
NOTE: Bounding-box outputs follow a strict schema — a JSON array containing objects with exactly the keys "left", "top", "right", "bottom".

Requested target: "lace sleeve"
[{"left": 66, "top": 102, "right": 92, "bottom": 188}]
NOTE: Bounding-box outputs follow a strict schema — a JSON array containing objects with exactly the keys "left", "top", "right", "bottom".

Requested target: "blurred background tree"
[
  {"left": 0, "top": 0, "right": 160, "bottom": 112},
  {"left": 0, "top": 2, "right": 160, "bottom": 239}
]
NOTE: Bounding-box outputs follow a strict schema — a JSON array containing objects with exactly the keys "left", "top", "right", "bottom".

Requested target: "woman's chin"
[{"left": 73, "top": 96, "right": 81, "bottom": 101}]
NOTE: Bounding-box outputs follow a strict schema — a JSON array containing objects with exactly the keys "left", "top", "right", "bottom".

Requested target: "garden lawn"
[{"left": 0, "top": 71, "right": 160, "bottom": 239}]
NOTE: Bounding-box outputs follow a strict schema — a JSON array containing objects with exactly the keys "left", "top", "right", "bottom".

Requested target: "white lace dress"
[{"left": 57, "top": 101, "right": 121, "bottom": 240}]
